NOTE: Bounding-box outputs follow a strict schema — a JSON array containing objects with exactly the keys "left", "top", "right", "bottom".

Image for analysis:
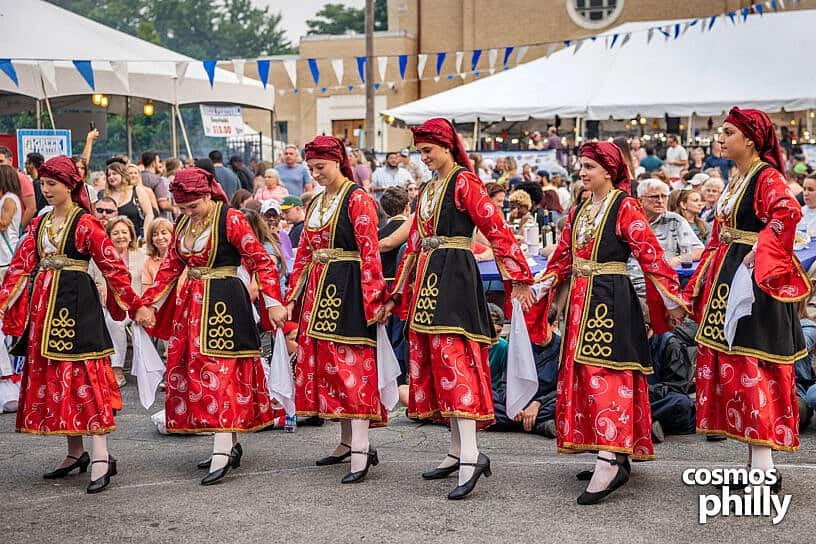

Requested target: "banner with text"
[
  {"left": 199, "top": 105, "right": 245, "bottom": 138},
  {"left": 16, "top": 129, "right": 71, "bottom": 168}
]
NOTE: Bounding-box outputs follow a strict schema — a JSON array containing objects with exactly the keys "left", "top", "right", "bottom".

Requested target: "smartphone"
[{"left": 90, "top": 121, "right": 96, "bottom": 131}]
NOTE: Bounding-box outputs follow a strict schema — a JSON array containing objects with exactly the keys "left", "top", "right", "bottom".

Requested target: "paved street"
[{"left": 2, "top": 381, "right": 815, "bottom": 544}]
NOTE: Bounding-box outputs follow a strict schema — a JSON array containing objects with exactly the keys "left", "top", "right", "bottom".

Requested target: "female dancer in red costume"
[
  {"left": 136, "top": 167, "right": 287, "bottom": 485},
  {"left": 686, "top": 108, "right": 810, "bottom": 491},
  {"left": 535, "top": 142, "right": 686, "bottom": 504},
  {"left": 0, "top": 156, "right": 148, "bottom": 493},
  {"left": 385, "top": 118, "right": 534, "bottom": 499},
  {"left": 285, "top": 136, "right": 388, "bottom": 483}
]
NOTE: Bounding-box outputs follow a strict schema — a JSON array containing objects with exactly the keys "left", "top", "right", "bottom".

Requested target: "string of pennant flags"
[{"left": 0, "top": 0, "right": 801, "bottom": 97}]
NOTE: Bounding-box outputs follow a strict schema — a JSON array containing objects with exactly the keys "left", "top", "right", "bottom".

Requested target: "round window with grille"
[{"left": 566, "top": 0, "right": 624, "bottom": 30}]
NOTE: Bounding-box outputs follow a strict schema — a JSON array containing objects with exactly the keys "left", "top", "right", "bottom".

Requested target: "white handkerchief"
[
  {"left": 130, "top": 325, "right": 166, "bottom": 409},
  {"left": 0, "top": 329, "right": 12, "bottom": 377},
  {"left": 376, "top": 324, "right": 402, "bottom": 411},
  {"left": 267, "top": 329, "right": 296, "bottom": 416},
  {"left": 724, "top": 264, "right": 755, "bottom": 348},
  {"left": 506, "top": 299, "right": 538, "bottom": 418}
]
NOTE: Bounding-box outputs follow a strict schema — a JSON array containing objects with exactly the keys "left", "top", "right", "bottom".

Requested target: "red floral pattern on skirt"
[
  {"left": 556, "top": 275, "right": 654, "bottom": 460},
  {"left": 696, "top": 346, "right": 799, "bottom": 451},
  {"left": 16, "top": 271, "right": 121, "bottom": 435},
  {"left": 407, "top": 330, "right": 494, "bottom": 428}
]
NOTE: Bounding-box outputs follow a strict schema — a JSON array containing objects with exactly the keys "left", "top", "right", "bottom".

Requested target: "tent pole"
[
  {"left": 170, "top": 103, "right": 178, "bottom": 158},
  {"left": 125, "top": 96, "right": 133, "bottom": 160},
  {"left": 576, "top": 116, "right": 584, "bottom": 142},
  {"left": 270, "top": 108, "right": 276, "bottom": 163},
  {"left": 686, "top": 114, "right": 693, "bottom": 143},
  {"left": 36, "top": 100, "right": 42, "bottom": 129},
  {"left": 175, "top": 105, "right": 193, "bottom": 159},
  {"left": 808, "top": 110, "right": 813, "bottom": 142},
  {"left": 472, "top": 119, "right": 479, "bottom": 151}
]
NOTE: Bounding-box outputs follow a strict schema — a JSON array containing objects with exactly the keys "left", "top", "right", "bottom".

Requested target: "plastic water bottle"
[{"left": 284, "top": 414, "right": 297, "bottom": 433}]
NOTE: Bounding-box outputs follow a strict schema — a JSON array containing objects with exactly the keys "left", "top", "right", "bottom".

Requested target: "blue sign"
[{"left": 16, "top": 129, "right": 71, "bottom": 168}]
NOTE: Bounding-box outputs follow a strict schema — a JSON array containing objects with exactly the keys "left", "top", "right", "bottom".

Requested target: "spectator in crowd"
[
  {"left": 642, "top": 301, "right": 696, "bottom": 440},
  {"left": 504, "top": 157, "right": 520, "bottom": 189},
  {"left": 406, "top": 181, "right": 419, "bottom": 204},
  {"left": 543, "top": 127, "right": 564, "bottom": 165},
  {"left": 471, "top": 153, "right": 491, "bottom": 183},
  {"left": 797, "top": 173, "right": 816, "bottom": 235},
  {"left": 349, "top": 148, "right": 372, "bottom": 190},
  {"left": 551, "top": 174, "right": 571, "bottom": 210},
  {"left": 797, "top": 297, "right": 816, "bottom": 430},
  {"left": 703, "top": 140, "right": 733, "bottom": 181},
  {"left": 129, "top": 162, "right": 161, "bottom": 217},
  {"left": 699, "top": 177, "right": 724, "bottom": 223},
  {"left": 101, "top": 162, "right": 154, "bottom": 236},
  {"left": 90, "top": 216, "right": 145, "bottom": 387},
  {"left": 140, "top": 151, "right": 173, "bottom": 215},
  {"left": 228, "top": 155, "right": 254, "bottom": 192},
  {"left": 639, "top": 146, "right": 663, "bottom": 173},
  {"left": 399, "top": 148, "right": 428, "bottom": 183},
  {"left": 0, "top": 165, "right": 21, "bottom": 276},
  {"left": 25, "top": 152, "right": 47, "bottom": 212},
  {"left": 277, "top": 144, "right": 313, "bottom": 197},
  {"left": 255, "top": 168, "right": 289, "bottom": 202},
  {"left": 0, "top": 146, "right": 35, "bottom": 228},
  {"left": 630, "top": 136, "right": 646, "bottom": 161},
  {"left": 636, "top": 179, "right": 704, "bottom": 265},
  {"left": 371, "top": 151, "right": 413, "bottom": 201},
  {"left": 514, "top": 181, "right": 549, "bottom": 227},
  {"left": 240, "top": 208, "right": 287, "bottom": 295},
  {"left": 540, "top": 185, "right": 564, "bottom": 224},
  {"left": 89, "top": 171, "right": 106, "bottom": 196},
  {"left": 93, "top": 196, "right": 118, "bottom": 227},
  {"left": 689, "top": 147, "right": 706, "bottom": 171},
  {"left": 280, "top": 196, "right": 305, "bottom": 248},
  {"left": 194, "top": 157, "right": 215, "bottom": 175},
  {"left": 141, "top": 217, "right": 173, "bottom": 289},
  {"left": 208, "top": 150, "right": 241, "bottom": 199},
  {"left": 378, "top": 186, "right": 410, "bottom": 406},
  {"left": 663, "top": 134, "right": 689, "bottom": 181},
  {"left": 260, "top": 199, "right": 293, "bottom": 265},
  {"left": 570, "top": 180, "right": 590, "bottom": 208},
  {"left": 300, "top": 191, "right": 315, "bottom": 210},
  {"left": 508, "top": 187, "right": 534, "bottom": 236},
  {"left": 164, "top": 157, "right": 181, "bottom": 185},
  {"left": 489, "top": 304, "right": 559, "bottom": 437},
  {"left": 492, "top": 156, "right": 507, "bottom": 182},
  {"left": 230, "top": 189, "right": 254, "bottom": 210},
  {"left": 673, "top": 171, "right": 708, "bottom": 192},
  {"left": 613, "top": 137, "right": 639, "bottom": 182},
  {"left": 669, "top": 189, "right": 709, "bottom": 243},
  {"left": 485, "top": 182, "right": 506, "bottom": 210}
]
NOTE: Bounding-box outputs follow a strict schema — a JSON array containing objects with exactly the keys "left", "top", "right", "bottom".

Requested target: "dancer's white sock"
[
  {"left": 586, "top": 450, "right": 621, "bottom": 493},
  {"left": 456, "top": 418, "right": 478, "bottom": 486},
  {"left": 209, "top": 432, "right": 233, "bottom": 472},
  {"left": 350, "top": 419, "right": 371, "bottom": 472},
  {"left": 437, "top": 418, "right": 461, "bottom": 469},
  {"left": 750, "top": 445, "right": 774, "bottom": 472},
  {"left": 90, "top": 435, "right": 110, "bottom": 480},
  {"left": 331, "top": 420, "right": 352, "bottom": 456}
]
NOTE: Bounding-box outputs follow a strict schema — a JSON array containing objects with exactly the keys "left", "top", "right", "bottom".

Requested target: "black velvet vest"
[
  {"left": 304, "top": 182, "right": 377, "bottom": 347},
  {"left": 176, "top": 202, "right": 260, "bottom": 358},
  {"left": 695, "top": 163, "right": 806, "bottom": 363},
  {"left": 37, "top": 209, "right": 114, "bottom": 361},
  {"left": 409, "top": 167, "right": 494, "bottom": 344},
  {"left": 568, "top": 190, "right": 652, "bottom": 373}
]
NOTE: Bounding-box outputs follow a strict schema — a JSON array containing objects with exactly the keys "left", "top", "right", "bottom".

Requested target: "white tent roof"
[
  {"left": 383, "top": 10, "right": 816, "bottom": 124},
  {"left": 0, "top": 0, "right": 274, "bottom": 110}
]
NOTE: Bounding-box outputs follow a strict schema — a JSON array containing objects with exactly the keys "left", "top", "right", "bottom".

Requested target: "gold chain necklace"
[
  {"left": 189, "top": 202, "right": 215, "bottom": 237},
  {"left": 575, "top": 193, "right": 610, "bottom": 248},
  {"left": 318, "top": 188, "right": 342, "bottom": 225},
  {"left": 45, "top": 204, "right": 76, "bottom": 244}
]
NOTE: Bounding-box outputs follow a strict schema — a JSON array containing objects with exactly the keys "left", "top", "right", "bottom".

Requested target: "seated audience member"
[
  {"left": 514, "top": 181, "right": 547, "bottom": 227},
  {"left": 378, "top": 186, "right": 410, "bottom": 405},
  {"left": 280, "top": 196, "right": 305, "bottom": 248},
  {"left": 796, "top": 297, "right": 816, "bottom": 430},
  {"left": 642, "top": 302, "right": 696, "bottom": 441},
  {"left": 488, "top": 304, "right": 559, "bottom": 438},
  {"left": 668, "top": 189, "right": 710, "bottom": 243},
  {"left": 797, "top": 174, "right": 816, "bottom": 236},
  {"left": 699, "top": 177, "right": 724, "bottom": 223},
  {"left": 628, "top": 179, "right": 704, "bottom": 295},
  {"left": 508, "top": 189, "right": 534, "bottom": 235}
]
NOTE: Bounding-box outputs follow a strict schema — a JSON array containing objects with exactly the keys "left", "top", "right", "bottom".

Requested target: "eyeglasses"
[
  {"left": 95, "top": 208, "right": 117, "bottom": 215},
  {"left": 643, "top": 194, "right": 668, "bottom": 201}
]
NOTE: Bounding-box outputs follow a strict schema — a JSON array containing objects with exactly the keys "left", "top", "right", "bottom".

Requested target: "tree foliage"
[
  {"left": 306, "top": 0, "right": 388, "bottom": 35},
  {"left": 48, "top": 0, "right": 293, "bottom": 58}
]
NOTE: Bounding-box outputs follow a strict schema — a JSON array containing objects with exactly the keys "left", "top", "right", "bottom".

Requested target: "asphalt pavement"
[{"left": 1, "top": 380, "right": 814, "bottom": 544}]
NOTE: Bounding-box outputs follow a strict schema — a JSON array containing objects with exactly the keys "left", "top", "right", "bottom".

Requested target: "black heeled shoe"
[
  {"left": 447, "top": 453, "right": 491, "bottom": 500},
  {"left": 422, "top": 454, "right": 460, "bottom": 480},
  {"left": 576, "top": 456, "right": 630, "bottom": 505},
  {"left": 341, "top": 449, "right": 379, "bottom": 484},
  {"left": 197, "top": 443, "right": 243, "bottom": 470},
  {"left": 44, "top": 452, "right": 90, "bottom": 479},
  {"left": 201, "top": 451, "right": 237, "bottom": 486},
  {"left": 86, "top": 456, "right": 118, "bottom": 494},
  {"left": 316, "top": 442, "right": 352, "bottom": 466},
  {"left": 576, "top": 457, "right": 631, "bottom": 481}
]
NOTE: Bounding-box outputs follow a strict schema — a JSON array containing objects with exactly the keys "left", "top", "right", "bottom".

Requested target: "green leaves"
[{"left": 306, "top": 0, "right": 388, "bottom": 36}]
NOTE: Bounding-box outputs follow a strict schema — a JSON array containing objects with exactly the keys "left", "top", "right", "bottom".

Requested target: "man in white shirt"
[
  {"left": 663, "top": 135, "right": 689, "bottom": 181},
  {"left": 371, "top": 152, "right": 413, "bottom": 201}
]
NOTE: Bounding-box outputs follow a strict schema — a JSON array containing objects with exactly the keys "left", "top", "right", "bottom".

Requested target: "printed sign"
[
  {"left": 200, "top": 105, "right": 245, "bottom": 137},
  {"left": 16, "top": 129, "right": 71, "bottom": 167}
]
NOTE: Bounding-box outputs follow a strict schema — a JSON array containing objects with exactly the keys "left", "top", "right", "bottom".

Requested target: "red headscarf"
[
  {"left": 303, "top": 136, "right": 354, "bottom": 180},
  {"left": 38, "top": 155, "right": 92, "bottom": 212},
  {"left": 724, "top": 107, "right": 786, "bottom": 174},
  {"left": 412, "top": 118, "right": 474, "bottom": 172},
  {"left": 169, "top": 167, "right": 229, "bottom": 204},
  {"left": 579, "top": 141, "right": 630, "bottom": 189}
]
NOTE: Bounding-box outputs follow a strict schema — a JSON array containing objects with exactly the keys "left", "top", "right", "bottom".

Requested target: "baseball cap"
[
  {"left": 400, "top": 148, "right": 410, "bottom": 157},
  {"left": 688, "top": 173, "right": 710, "bottom": 186},
  {"left": 487, "top": 303, "right": 508, "bottom": 325},
  {"left": 280, "top": 196, "right": 303, "bottom": 210},
  {"left": 260, "top": 199, "right": 280, "bottom": 215}
]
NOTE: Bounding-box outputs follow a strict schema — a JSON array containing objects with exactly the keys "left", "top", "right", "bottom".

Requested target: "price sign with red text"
[{"left": 199, "top": 105, "right": 245, "bottom": 138}]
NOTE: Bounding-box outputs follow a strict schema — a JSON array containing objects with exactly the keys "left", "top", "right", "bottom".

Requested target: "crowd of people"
[{"left": 0, "top": 107, "right": 814, "bottom": 506}]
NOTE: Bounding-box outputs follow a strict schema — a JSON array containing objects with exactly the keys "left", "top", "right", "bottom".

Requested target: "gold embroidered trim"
[
  {"left": 718, "top": 226, "right": 758, "bottom": 246},
  {"left": 558, "top": 442, "right": 655, "bottom": 461},
  {"left": 571, "top": 256, "right": 627, "bottom": 277},
  {"left": 696, "top": 428, "right": 799, "bottom": 452},
  {"left": 17, "top": 425, "right": 116, "bottom": 436}
]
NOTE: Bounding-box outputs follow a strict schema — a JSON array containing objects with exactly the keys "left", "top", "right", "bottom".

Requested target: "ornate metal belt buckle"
[
  {"left": 188, "top": 268, "right": 203, "bottom": 280},
  {"left": 422, "top": 237, "right": 442, "bottom": 251},
  {"left": 720, "top": 230, "right": 733, "bottom": 244},
  {"left": 315, "top": 249, "right": 331, "bottom": 264},
  {"left": 579, "top": 263, "right": 593, "bottom": 277}
]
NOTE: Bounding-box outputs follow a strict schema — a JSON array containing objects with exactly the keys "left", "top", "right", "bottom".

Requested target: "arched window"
[{"left": 566, "top": 0, "right": 624, "bottom": 30}]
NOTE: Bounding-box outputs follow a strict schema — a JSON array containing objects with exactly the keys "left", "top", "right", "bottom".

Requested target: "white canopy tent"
[
  {"left": 382, "top": 9, "right": 816, "bottom": 124},
  {"left": 0, "top": 0, "right": 274, "bottom": 155}
]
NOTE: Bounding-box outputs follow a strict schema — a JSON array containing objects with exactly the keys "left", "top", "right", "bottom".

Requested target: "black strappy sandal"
[
  {"left": 316, "top": 442, "right": 352, "bottom": 466},
  {"left": 576, "top": 455, "right": 630, "bottom": 505},
  {"left": 422, "top": 454, "right": 460, "bottom": 480}
]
